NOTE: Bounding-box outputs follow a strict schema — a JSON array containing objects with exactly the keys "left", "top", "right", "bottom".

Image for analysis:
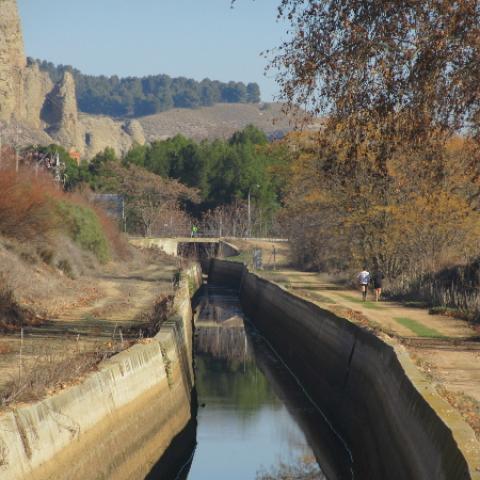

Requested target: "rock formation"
[
  {"left": 0, "top": 0, "right": 26, "bottom": 122},
  {"left": 43, "top": 71, "right": 83, "bottom": 153},
  {"left": 0, "top": 0, "right": 145, "bottom": 158},
  {"left": 80, "top": 115, "right": 145, "bottom": 159},
  {"left": 123, "top": 119, "right": 146, "bottom": 145},
  {"left": 22, "top": 61, "right": 53, "bottom": 129},
  {"left": 0, "top": 0, "right": 291, "bottom": 159}
]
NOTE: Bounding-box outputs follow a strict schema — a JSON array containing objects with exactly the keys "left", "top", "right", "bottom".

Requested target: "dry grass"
[
  {"left": 138, "top": 102, "right": 292, "bottom": 142},
  {"left": 436, "top": 386, "right": 480, "bottom": 440},
  {"left": 0, "top": 166, "right": 60, "bottom": 241},
  {"left": 0, "top": 276, "right": 42, "bottom": 332},
  {"left": 0, "top": 342, "right": 13, "bottom": 355},
  {"left": 0, "top": 341, "right": 130, "bottom": 408},
  {"left": 127, "top": 294, "right": 175, "bottom": 338}
]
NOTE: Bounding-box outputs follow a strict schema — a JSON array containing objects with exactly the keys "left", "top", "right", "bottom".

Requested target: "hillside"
[
  {"left": 138, "top": 102, "right": 294, "bottom": 142},
  {"left": 36, "top": 59, "right": 261, "bottom": 117}
]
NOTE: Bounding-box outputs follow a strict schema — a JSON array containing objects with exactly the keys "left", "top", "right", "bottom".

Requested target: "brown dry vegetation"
[
  {"left": 263, "top": 1, "right": 480, "bottom": 319},
  {"left": 0, "top": 341, "right": 130, "bottom": 407},
  {"left": 0, "top": 159, "right": 132, "bottom": 331},
  {"left": 138, "top": 103, "right": 294, "bottom": 142}
]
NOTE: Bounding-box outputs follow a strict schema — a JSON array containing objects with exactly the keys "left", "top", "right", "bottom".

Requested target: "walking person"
[
  {"left": 372, "top": 269, "right": 384, "bottom": 302},
  {"left": 357, "top": 267, "right": 370, "bottom": 302}
]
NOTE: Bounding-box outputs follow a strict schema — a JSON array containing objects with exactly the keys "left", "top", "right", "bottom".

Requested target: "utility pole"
[
  {"left": 247, "top": 189, "right": 251, "bottom": 238},
  {"left": 247, "top": 184, "right": 260, "bottom": 238}
]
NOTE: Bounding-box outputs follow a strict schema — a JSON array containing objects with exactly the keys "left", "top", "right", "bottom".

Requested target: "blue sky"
[{"left": 17, "top": 0, "right": 288, "bottom": 101}]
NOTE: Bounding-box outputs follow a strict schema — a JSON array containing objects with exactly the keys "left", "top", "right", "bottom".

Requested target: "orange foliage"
[
  {"left": 0, "top": 158, "right": 127, "bottom": 258},
  {"left": 280, "top": 129, "right": 480, "bottom": 285},
  {"left": 0, "top": 163, "right": 61, "bottom": 240}
]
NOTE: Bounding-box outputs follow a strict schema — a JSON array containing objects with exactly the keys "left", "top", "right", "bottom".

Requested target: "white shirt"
[{"left": 358, "top": 270, "right": 370, "bottom": 285}]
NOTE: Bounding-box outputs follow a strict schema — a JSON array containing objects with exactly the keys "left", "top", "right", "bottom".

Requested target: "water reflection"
[
  {"left": 187, "top": 286, "right": 326, "bottom": 480},
  {"left": 256, "top": 454, "right": 324, "bottom": 480}
]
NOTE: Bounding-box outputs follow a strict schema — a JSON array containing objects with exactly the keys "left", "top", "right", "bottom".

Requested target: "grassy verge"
[
  {"left": 393, "top": 316, "right": 444, "bottom": 338},
  {"left": 338, "top": 294, "right": 385, "bottom": 310}
]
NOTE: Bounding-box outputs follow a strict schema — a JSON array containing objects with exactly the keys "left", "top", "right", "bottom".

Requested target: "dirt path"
[
  {"left": 258, "top": 266, "right": 480, "bottom": 445},
  {"left": 266, "top": 270, "right": 475, "bottom": 338},
  {"left": 0, "top": 256, "right": 178, "bottom": 395}
]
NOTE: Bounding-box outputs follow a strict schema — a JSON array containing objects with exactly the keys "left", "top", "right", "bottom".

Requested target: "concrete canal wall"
[
  {"left": 209, "top": 259, "right": 474, "bottom": 480},
  {"left": 0, "top": 265, "right": 202, "bottom": 480}
]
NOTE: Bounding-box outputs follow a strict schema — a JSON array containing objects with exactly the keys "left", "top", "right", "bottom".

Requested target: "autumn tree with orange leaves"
[{"left": 246, "top": 0, "right": 480, "bottom": 293}]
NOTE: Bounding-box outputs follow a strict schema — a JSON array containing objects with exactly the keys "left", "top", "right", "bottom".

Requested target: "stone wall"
[{"left": 208, "top": 259, "right": 476, "bottom": 480}]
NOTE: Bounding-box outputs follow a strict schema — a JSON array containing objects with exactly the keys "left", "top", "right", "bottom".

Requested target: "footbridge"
[{"left": 128, "top": 236, "right": 239, "bottom": 258}]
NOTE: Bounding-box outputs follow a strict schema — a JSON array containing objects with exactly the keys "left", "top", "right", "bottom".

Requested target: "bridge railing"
[{"left": 129, "top": 221, "right": 285, "bottom": 239}]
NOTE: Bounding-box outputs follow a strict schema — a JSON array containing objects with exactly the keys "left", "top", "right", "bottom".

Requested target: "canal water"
[{"left": 178, "top": 285, "right": 353, "bottom": 480}]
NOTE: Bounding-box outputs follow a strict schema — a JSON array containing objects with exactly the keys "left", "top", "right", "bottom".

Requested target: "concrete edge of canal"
[
  {"left": 209, "top": 259, "right": 479, "bottom": 480},
  {"left": 0, "top": 264, "right": 203, "bottom": 480}
]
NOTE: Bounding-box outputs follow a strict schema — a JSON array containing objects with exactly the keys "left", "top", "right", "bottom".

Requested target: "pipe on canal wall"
[
  {"left": 208, "top": 259, "right": 473, "bottom": 480},
  {"left": 0, "top": 265, "right": 203, "bottom": 480}
]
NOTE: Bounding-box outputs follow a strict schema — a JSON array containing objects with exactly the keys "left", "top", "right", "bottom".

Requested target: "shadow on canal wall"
[
  {"left": 0, "top": 265, "right": 203, "bottom": 480},
  {"left": 208, "top": 259, "right": 472, "bottom": 480}
]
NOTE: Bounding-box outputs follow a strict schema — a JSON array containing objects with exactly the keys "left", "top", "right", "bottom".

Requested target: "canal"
[{"left": 172, "top": 285, "right": 353, "bottom": 480}]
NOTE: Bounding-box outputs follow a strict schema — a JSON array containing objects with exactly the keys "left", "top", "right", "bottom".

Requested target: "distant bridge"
[{"left": 128, "top": 237, "right": 239, "bottom": 258}]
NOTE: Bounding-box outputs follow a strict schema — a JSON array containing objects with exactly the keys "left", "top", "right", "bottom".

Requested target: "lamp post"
[{"left": 247, "top": 184, "right": 260, "bottom": 238}]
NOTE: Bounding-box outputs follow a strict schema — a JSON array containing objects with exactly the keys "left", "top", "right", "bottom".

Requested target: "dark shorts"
[{"left": 374, "top": 281, "right": 383, "bottom": 289}]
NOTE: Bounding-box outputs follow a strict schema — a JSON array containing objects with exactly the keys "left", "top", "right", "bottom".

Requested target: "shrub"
[
  {"left": 38, "top": 248, "right": 54, "bottom": 265},
  {"left": 57, "top": 201, "right": 110, "bottom": 263},
  {"left": 0, "top": 167, "right": 59, "bottom": 240},
  {"left": 57, "top": 259, "right": 75, "bottom": 279},
  {"left": 19, "top": 249, "right": 38, "bottom": 265},
  {"left": 0, "top": 275, "right": 33, "bottom": 331}
]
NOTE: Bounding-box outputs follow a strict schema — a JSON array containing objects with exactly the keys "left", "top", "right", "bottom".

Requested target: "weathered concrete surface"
[
  {"left": 209, "top": 259, "right": 477, "bottom": 480},
  {"left": 0, "top": 265, "right": 202, "bottom": 480},
  {"left": 129, "top": 237, "right": 239, "bottom": 258}
]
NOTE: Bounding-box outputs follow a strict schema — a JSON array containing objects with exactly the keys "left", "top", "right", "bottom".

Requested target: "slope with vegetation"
[
  {"left": 34, "top": 59, "right": 261, "bottom": 117},
  {"left": 0, "top": 155, "right": 128, "bottom": 329},
  {"left": 249, "top": 0, "right": 480, "bottom": 322},
  {"left": 0, "top": 149, "right": 184, "bottom": 408},
  {"left": 48, "top": 124, "right": 289, "bottom": 238}
]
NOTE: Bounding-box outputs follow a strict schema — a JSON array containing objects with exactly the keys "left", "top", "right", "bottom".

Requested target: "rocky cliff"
[
  {"left": 0, "top": 0, "right": 145, "bottom": 158},
  {"left": 43, "top": 71, "right": 83, "bottom": 153},
  {"left": 0, "top": 0, "right": 26, "bottom": 122},
  {"left": 0, "top": 0, "right": 293, "bottom": 159}
]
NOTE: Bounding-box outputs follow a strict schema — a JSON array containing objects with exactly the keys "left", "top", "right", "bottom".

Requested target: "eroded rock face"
[
  {"left": 123, "top": 119, "right": 146, "bottom": 146},
  {"left": 0, "top": 0, "right": 143, "bottom": 158},
  {"left": 43, "top": 71, "right": 83, "bottom": 153},
  {"left": 80, "top": 115, "right": 145, "bottom": 158},
  {"left": 22, "top": 62, "right": 54, "bottom": 129},
  {"left": 0, "top": 0, "right": 26, "bottom": 122}
]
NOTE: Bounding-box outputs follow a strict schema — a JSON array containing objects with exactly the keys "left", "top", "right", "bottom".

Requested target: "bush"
[
  {"left": 57, "top": 259, "right": 75, "bottom": 279},
  {"left": 0, "top": 161, "right": 123, "bottom": 265},
  {"left": 0, "top": 167, "right": 59, "bottom": 240},
  {"left": 38, "top": 248, "right": 54, "bottom": 265},
  {"left": 57, "top": 201, "right": 110, "bottom": 263},
  {"left": 0, "top": 276, "right": 34, "bottom": 331}
]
